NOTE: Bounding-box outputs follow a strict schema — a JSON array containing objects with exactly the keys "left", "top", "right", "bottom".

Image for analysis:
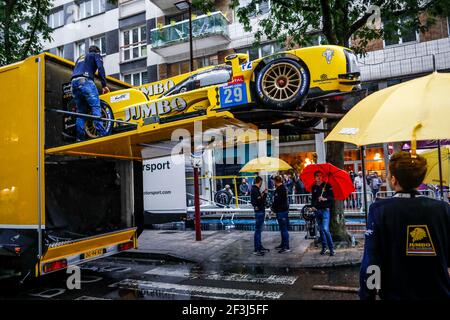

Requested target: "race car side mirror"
[
  {"left": 224, "top": 53, "right": 249, "bottom": 64},
  {"left": 224, "top": 53, "right": 249, "bottom": 73}
]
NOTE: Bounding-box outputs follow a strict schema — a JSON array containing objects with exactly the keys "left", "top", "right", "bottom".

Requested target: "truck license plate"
[{"left": 83, "top": 248, "right": 104, "bottom": 259}]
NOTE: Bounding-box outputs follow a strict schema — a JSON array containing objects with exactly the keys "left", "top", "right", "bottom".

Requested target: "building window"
[
  {"left": 122, "top": 70, "right": 148, "bottom": 86},
  {"left": 121, "top": 26, "right": 147, "bottom": 62},
  {"left": 236, "top": 42, "right": 283, "bottom": 60},
  {"left": 75, "top": 41, "right": 86, "bottom": 59},
  {"left": 448, "top": 17, "right": 450, "bottom": 37},
  {"left": 237, "top": 0, "right": 271, "bottom": 19},
  {"left": 383, "top": 16, "right": 418, "bottom": 46},
  {"left": 56, "top": 46, "right": 64, "bottom": 57},
  {"left": 91, "top": 36, "right": 106, "bottom": 55},
  {"left": 79, "top": 0, "right": 106, "bottom": 20},
  {"left": 48, "top": 8, "right": 65, "bottom": 29},
  {"left": 167, "top": 55, "right": 219, "bottom": 77}
]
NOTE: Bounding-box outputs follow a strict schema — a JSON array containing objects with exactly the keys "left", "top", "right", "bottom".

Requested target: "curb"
[
  {"left": 300, "top": 260, "right": 362, "bottom": 268},
  {"left": 117, "top": 250, "right": 361, "bottom": 269},
  {"left": 116, "top": 250, "right": 196, "bottom": 264}
]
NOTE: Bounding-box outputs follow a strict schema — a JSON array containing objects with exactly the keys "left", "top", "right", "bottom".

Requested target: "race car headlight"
[{"left": 344, "top": 49, "right": 360, "bottom": 74}]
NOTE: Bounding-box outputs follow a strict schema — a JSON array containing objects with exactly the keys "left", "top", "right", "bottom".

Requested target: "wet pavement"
[
  {"left": 0, "top": 256, "right": 360, "bottom": 300},
  {"left": 133, "top": 230, "right": 364, "bottom": 268}
]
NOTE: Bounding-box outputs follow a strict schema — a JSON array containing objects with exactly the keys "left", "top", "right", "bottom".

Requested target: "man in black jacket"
[
  {"left": 311, "top": 171, "right": 335, "bottom": 256},
  {"left": 272, "top": 175, "right": 290, "bottom": 253},
  {"left": 250, "top": 176, "right": 269, "bottom": 256},
  {"left": 359, "top": 152, "right": 450, "bottom": 300}
]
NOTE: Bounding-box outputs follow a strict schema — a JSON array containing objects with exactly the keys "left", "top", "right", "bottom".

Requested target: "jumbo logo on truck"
[{"left": 124, "top": 96, "right": 188, "bottom": 121}]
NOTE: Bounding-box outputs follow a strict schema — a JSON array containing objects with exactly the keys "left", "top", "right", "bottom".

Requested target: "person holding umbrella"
[
  {"left": 301, "top": 163, "right": 355, "bottom": 256},
  {"left": 311, "top": 171, "right": 335, "bottom": 256}
]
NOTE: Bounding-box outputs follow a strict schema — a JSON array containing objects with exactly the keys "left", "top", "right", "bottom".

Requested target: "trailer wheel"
[
  {"left": 85, "top": 101, "right": 114, "bottom": 139},
  {"left": 255, "top": 58, "right": 309, "bottom": 110}
]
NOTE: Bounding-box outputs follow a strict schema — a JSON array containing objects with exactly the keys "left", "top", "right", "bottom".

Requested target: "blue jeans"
[
  {"left": 276, "top": 211, "right": 289, "bottom": 249},
  {"left": 254, "top": 211, "right": 265, "bottom": 251},
  {"left": 316, "top": 208, "right": 334, "bottom": 252},
  {"left": 71, "top": 78, "right": 106, "bottom": 140}
]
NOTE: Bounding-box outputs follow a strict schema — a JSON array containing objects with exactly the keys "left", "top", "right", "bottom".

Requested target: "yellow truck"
[{"left": 0, "top": 53, "right": 144, "bottom": 279}]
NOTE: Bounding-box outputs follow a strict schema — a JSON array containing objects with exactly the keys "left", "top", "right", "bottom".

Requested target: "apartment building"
[{"left": 43, "top": 0, "right": 277, "bottom": 85}]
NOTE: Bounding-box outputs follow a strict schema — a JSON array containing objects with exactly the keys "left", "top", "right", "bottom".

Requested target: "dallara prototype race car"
[{"left": 62, "top": 45, "right": 364, "bottom": 139}]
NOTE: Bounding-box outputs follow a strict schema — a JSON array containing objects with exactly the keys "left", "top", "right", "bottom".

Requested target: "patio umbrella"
[
  {"left": 325, "top": 72, "right": 450, "bottom": 147},
  {"left": 420, "top": 146, "right": 450, "bottom": 186},
  {"left": 300, "top": 163, "right": 355, "bottom": 200},
  {"left": 239, "top": 156, "right": 292, "bottom": 173},
  {"left": 325, "top": 71, "right": 450, "bottom": 199}
]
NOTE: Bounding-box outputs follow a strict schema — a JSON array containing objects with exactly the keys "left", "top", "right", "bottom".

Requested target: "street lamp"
[
  {"left": 175, "top": 1, "right": 199, "bottom": 239},
  {"left": 174, "top": 0, "right": 194, "bottom": 72}
]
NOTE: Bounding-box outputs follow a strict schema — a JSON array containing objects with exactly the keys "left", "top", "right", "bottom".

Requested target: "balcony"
[{"left": 150, "top": 11, "right": 230, "bottom": 57}]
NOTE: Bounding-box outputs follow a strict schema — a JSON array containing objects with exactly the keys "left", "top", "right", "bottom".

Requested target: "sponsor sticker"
[
  {"left": 110, "top": 93, "right": 130, "bottom": 103},
  {"left": 241, "top": 61, "right": 253, "bottom": 71},
  {"left": 406, "top": 225, "right": 436, "bottom": 256},
  {"left": 219, "top": 83, "right": 248, "bottom": 108},
  {"left": 322, "top": 48, "right": 334, "bottom": 64},
  {"left": 228, "top": 75, "right": 244, "bottom": 85},
  {"left": 338, "top": 127, "right": 359, "bottom": 135}
]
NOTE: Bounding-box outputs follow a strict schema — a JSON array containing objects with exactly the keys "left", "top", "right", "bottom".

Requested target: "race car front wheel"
[
  {"left": 85, "top": 101, "right": 114, "bottom": 139},
  {"left": 255, "top": 58, "right": 309, "bottom": 109}
]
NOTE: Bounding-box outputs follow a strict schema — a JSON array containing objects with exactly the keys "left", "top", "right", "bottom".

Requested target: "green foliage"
[
  {"left": 212, "top": 0, "right": 450, "bottom": 56},
  {"left": 0, "top": 0, "right": 53, "bottom": 66}
]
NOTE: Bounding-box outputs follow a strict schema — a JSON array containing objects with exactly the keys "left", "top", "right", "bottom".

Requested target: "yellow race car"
[{"left": 63, "top": 45, "right": 363, "bottom": 138}]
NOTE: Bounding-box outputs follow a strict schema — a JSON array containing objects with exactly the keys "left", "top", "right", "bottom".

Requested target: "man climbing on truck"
[{"left": 71, "top": 45, "right": 110, "bottom": 141}]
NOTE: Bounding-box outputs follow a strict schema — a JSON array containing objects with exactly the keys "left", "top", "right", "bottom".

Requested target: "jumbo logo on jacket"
[{"left": 124, "top": 97, "right": 188, "bottom": 121}]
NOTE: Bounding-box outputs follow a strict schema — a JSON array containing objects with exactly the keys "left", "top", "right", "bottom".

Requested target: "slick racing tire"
[
  {"left": 85, "top": 101, "right": 114, "bottom": 139},
  {"left": 255, "top": 58, "right": 310, "bottom": 110}
]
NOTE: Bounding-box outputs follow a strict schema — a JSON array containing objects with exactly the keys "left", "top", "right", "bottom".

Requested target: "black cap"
[{"left": 89, "top": 45, "right": 101, "bottom": 53}]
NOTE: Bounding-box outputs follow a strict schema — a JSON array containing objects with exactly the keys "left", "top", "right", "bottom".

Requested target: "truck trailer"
[{"left": 0, "top": 53, "right": 144, "bottom": 279}]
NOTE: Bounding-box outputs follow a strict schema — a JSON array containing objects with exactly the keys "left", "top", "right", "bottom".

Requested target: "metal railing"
[
  {"left": 343, "top": 192, "right": 374, "bottom": 213},
  {"left": 150, "top": 11, "right": 229, "bottom": 49}
]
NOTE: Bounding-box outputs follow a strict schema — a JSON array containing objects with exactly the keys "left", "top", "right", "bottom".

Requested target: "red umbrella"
[{"left": 300, "top": 163, "right": 355, "bottom": 200}]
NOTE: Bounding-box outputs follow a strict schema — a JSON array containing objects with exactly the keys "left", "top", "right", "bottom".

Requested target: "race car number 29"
[{"left": 219, "top": 83, "right": 248, "bottom": 108}]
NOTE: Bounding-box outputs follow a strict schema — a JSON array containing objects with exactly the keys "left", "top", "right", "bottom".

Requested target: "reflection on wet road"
[{"left": 0, "top": 257, "right": 360, "bottom": 300}]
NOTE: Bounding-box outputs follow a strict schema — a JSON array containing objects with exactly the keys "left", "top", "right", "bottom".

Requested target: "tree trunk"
[
  {"left": 321, "top": 10, "right": 352, "bottom": 243},
  {"left": 326, "top": 129, "right": 351, "bottom": 243}
]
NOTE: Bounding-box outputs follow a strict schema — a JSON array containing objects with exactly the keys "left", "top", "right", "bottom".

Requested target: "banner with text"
[{"left": 143, "top": 154, "right": 187, "bottom": 214}]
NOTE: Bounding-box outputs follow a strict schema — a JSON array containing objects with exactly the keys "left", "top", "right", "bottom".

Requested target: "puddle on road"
[{"left": 0, "top": 257, "right": 360, "bottom": 300}]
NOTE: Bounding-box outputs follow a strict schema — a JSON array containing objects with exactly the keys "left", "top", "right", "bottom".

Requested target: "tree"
[
  {"left": 0, "top": 0, "right": 53, "bottom": 66},
  {"left": 194, "top": 0, "right": 450, "bottom": 242}
]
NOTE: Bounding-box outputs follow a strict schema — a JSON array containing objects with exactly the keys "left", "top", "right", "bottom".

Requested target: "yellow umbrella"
[
  {"left": 420, "top": 147, "right": 450, "bottom": 186},
  {"left": 325, "top": 72, "right": 450, "bottom": 149},
  {"left": 239, "top": 156, "right": 292, "bottom": 173}
]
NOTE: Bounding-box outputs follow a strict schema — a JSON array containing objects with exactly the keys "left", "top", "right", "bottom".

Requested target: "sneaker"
[
  {"left": 329, "top": 251, "right": 336, "bottom": 256},
  {"left": 253, "top": 251, "right": 265, "bottom": 256},
  {"left": 320, "top": 249, "right": 329, "bottom": 255},
  {"left": 260, "top": 247, "right": 270, "bottom": 252},
  {"left": 275, "top": 244, "right": 283, "bottom": 250},
  {"left": 278, "top": 248, "right": 291, "bottom": 253}
]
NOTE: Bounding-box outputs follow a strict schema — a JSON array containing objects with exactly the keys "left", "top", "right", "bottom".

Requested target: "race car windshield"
[{"left": 162, "top": 65, "right": 232, "bottom": 97}]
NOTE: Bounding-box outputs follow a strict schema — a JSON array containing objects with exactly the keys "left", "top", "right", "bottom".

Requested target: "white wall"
[
  {"left": 43, "top": 8, "right": 119, "bottom": 48},
  {"left": 358, "top": 37, "right": 450, "bottom": 81}
]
